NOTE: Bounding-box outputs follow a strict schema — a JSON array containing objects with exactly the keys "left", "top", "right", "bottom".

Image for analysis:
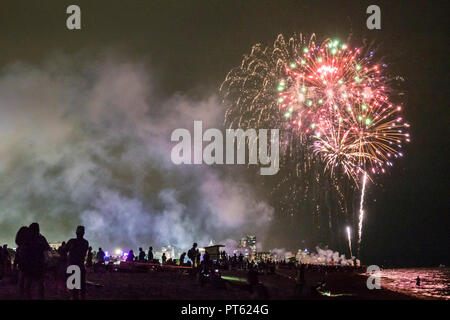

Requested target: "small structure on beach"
[{"left": 203, "top": 244, "right": 225, "bottom": 261}]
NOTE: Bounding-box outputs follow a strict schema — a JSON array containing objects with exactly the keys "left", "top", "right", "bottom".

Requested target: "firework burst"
[
  {"left": 276, "top": 37, "right": 410, "bottom": 182},
  {"left": 221, "top": 33, "right": 409, "bottom": 250}
]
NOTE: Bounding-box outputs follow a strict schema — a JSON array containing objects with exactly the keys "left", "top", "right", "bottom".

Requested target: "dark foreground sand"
[{"left": 0, "top": 268, "right": 415, "bottom": 300}]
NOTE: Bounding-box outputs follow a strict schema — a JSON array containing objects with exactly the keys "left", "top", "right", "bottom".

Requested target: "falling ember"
[{"left": 358, "top": 172, "right": 368, "bottom": 254}]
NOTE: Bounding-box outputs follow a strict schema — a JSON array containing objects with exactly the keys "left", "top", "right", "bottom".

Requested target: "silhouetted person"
[
  {"left": 14, "top": 226, "right": 30, "bottom": 296},
  {"left": 94, "top": 248, "right": 105, "bottom": 273},
  {"left": 66, "top": 226, "right": 89, "bottom": 300},
  {"left": 138, "top": 247, "right": 146, "bottom": 262},
  {"left": 148, "top": 247, "right": 153, "bottom": 263},
  {"left": 56, "top": 241, "right": 67, "bottom": 292},
  {"left": 238, "top": 253, "right": 244, "bottom": 269},
  {"left": 2, "top": 245, "right": 11, "bottom": 275},
  {"left": 126, "top": 250, "right": 135, "bottom": 262},
  {"left": 203, "top": 251, "right": 210, "bottom": 267},
  {"left": 197, "top": 251, "right": 201, "bottom": 266},
  {"left": 188, "top": 243, "right": 199, "bottom": 268},
  {"left": 22, "top": 222, "right": 50, "bottom": 299},
  {"left": 0, "top": 245, "right": 3, "bottom": 280},
  {"left": 232, "top": 253, "right": 237, "bottom": 268},
  {"left": 86, "top": 247, "right": 93, "bottom": 268},
  {"left": 162, "top": 253, "right": 167, "bottom": 264},
  {"left": 97, "top": 248, "right": 105, "bottom": 264},
  {"left": 179, "top": 252, "right": 186, "bottom": 266},
  {"left": 416, "top": 276, "right": 420, "bottom": 286},
  {"left": 0, "top": 245, "right": 8, "bottom": 278},
  {"left": 57, "top": 242, "right": 67, "bottom": 261}
]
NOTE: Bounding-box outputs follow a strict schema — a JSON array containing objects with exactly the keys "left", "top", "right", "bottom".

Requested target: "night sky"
[{"left": 0, "top": 1, "right": 448, "bottom": 267}]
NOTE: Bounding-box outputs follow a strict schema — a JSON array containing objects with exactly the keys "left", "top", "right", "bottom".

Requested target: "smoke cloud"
[
  {"left": 271, "top": 247, "right": 355, "bottom": 265},
  {"left": 0, "top": 55, "right": 273, "bottom": 251}
]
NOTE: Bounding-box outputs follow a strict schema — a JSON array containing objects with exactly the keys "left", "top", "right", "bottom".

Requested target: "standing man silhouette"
[{"left": 66, "top": 226, "right": 89, "bottom": 300}]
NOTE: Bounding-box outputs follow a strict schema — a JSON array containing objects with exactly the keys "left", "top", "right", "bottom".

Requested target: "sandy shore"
[{"left": 0, "top": 267, "right": 415, "bottom": 300}]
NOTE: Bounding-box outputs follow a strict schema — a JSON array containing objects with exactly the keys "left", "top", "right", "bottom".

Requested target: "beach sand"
[{"left": 0, "top": 267, "right": 415, "bottom": 300}]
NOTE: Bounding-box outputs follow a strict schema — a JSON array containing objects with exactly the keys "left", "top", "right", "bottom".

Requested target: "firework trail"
[
  {"left": 346, "top": 226, "right": 353, "bottom": 258},
  {"left": 358, "top": 172, "right": 367, "bottom": 253}
]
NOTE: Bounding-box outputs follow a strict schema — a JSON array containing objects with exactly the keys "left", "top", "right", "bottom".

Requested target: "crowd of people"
[
  {"left": 0, "top": 225, "right": 224, "bottom": 299},
  {"left": 0, "top": 223, "right": 91, "bottom": 299},
  {"left": 0, "top": 223, "right": 367, "bottom": 300}
]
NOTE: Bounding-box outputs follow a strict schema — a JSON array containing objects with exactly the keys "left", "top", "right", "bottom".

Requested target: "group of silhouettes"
[
  {"left": 0, "top": 224, "right": 218, "bottom": 299},
  {"left": 1, "top": 224, "right": 289, "bottom": 300},
  {"left": 0, "top": 223, "right": 89, "bottom": 299},
  {"left": 116, "top": 242, "right": 204, "bottom": 267}
]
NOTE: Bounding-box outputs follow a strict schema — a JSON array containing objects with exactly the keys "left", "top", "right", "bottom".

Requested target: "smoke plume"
[{"left": 0, "top": 55, "right": 273, "bottom": 251}]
